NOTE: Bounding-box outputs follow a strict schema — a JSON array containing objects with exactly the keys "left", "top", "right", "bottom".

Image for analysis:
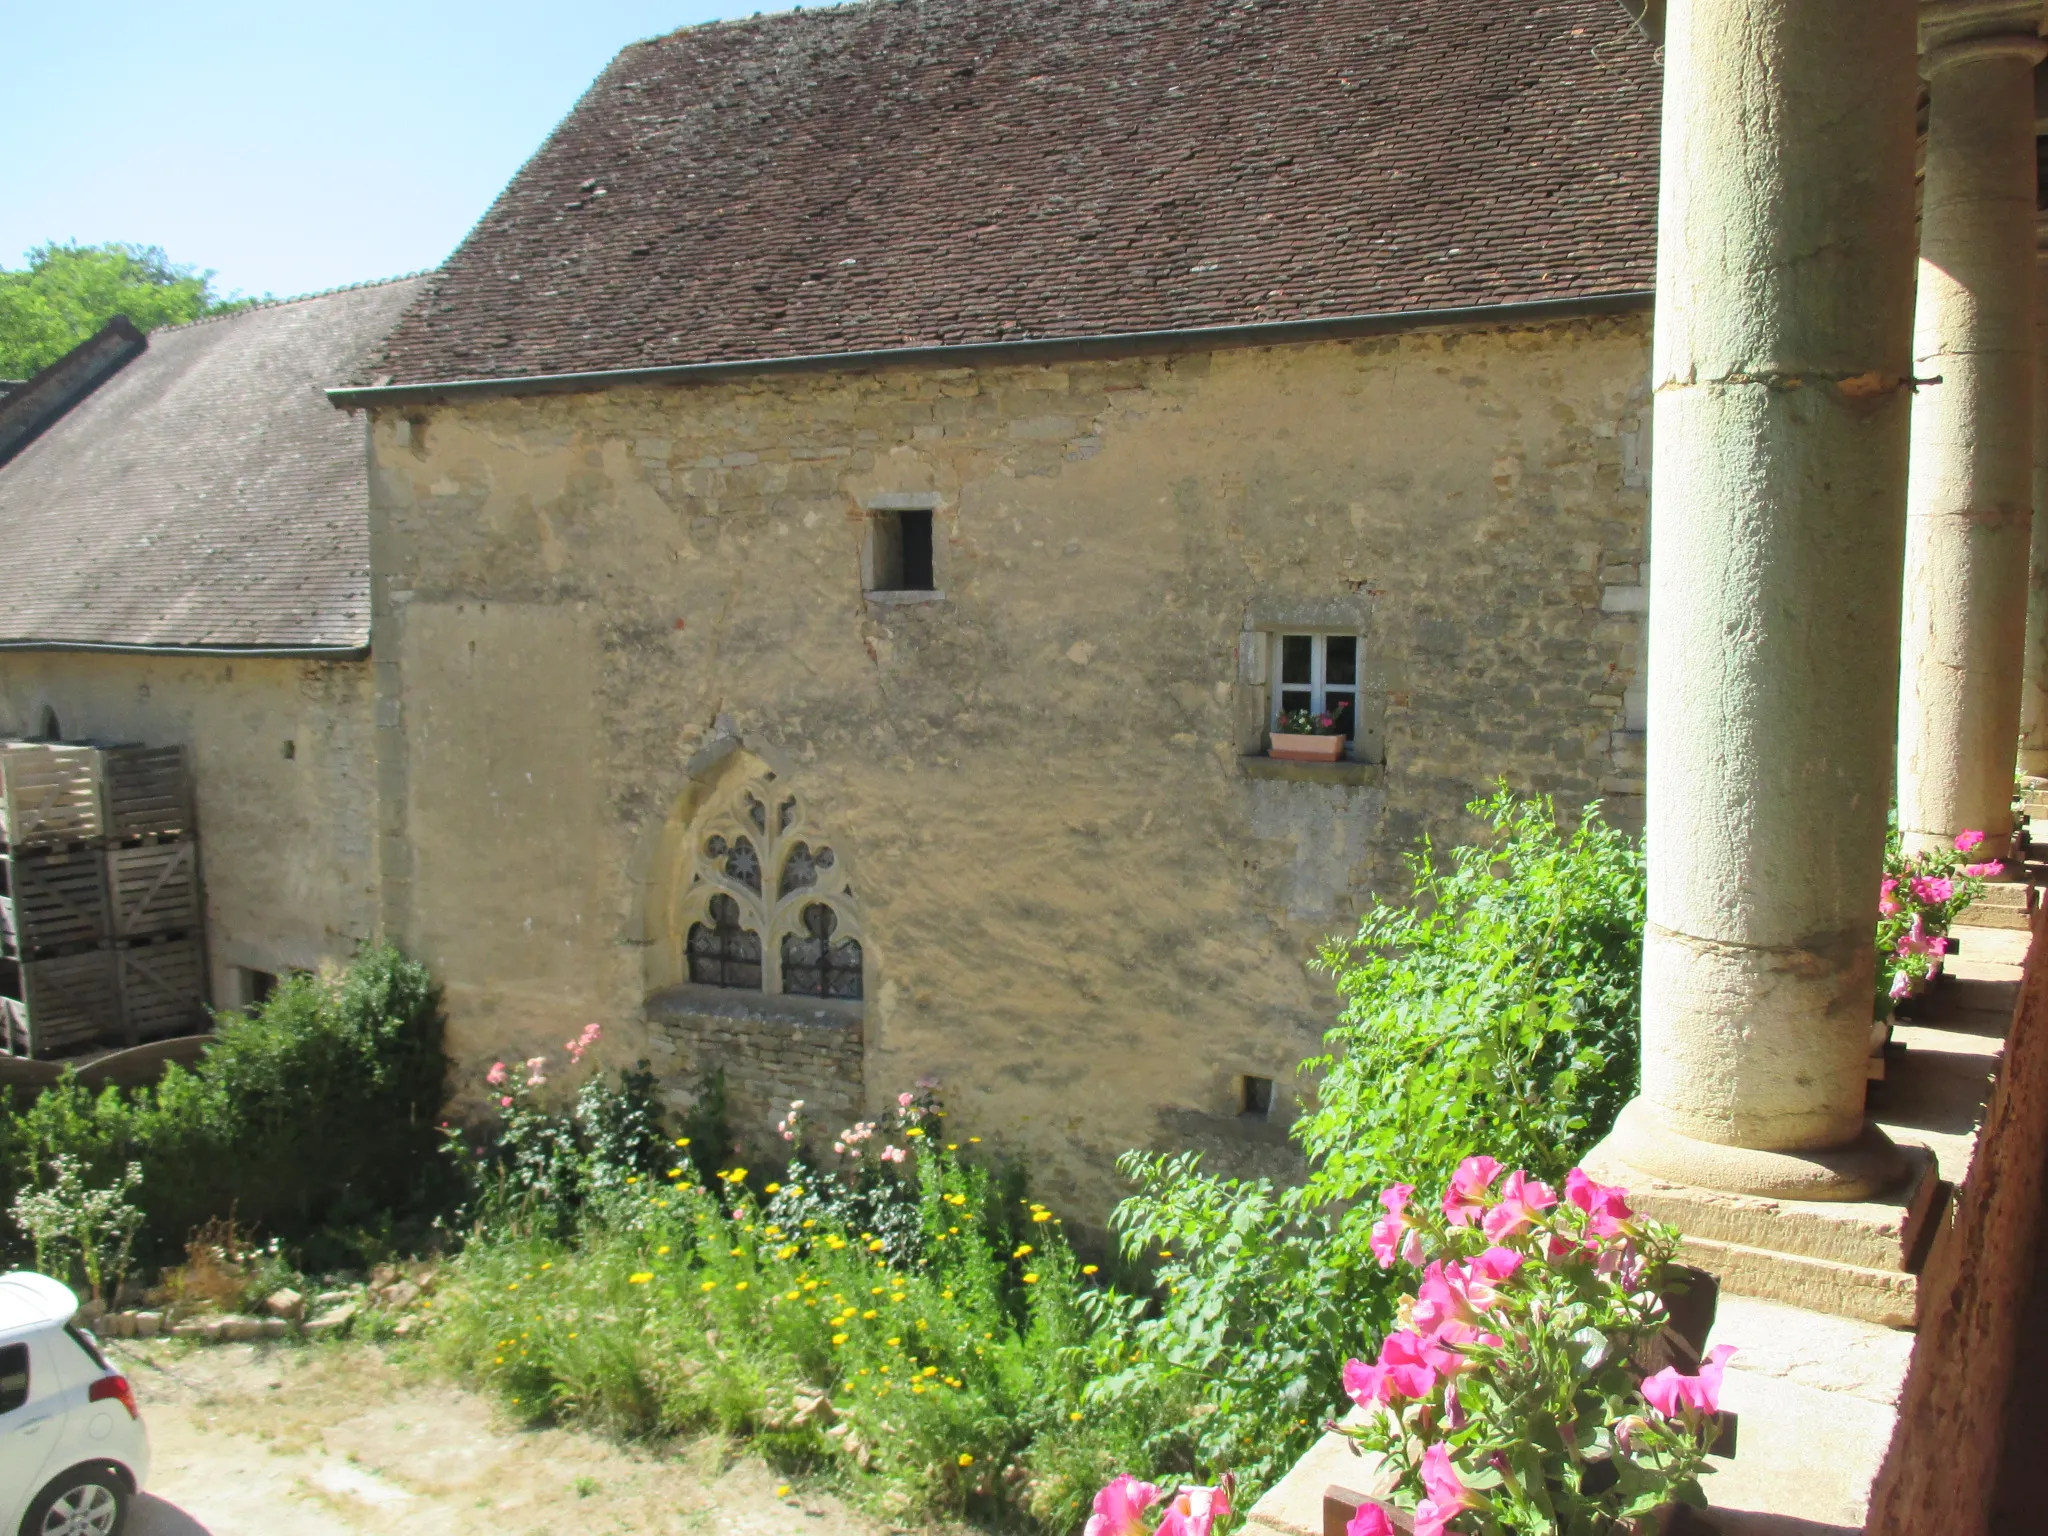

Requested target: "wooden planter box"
[
  {"left": 1270, "top": 732, "right": 1346, "bottom": 762},
  {"left": 0, "top": 849, "right": 111, "bottom": 957},
  {"left": 114, "top": 936, "right": 207, "bottom": 1045},
  {"left": 0, "top": 745, "right": 103, "bottom": 849},
  {"left": 0, "top": 948, "right": 122, "bottom": 1058},
  {"left": 105, "top": 840, "right": 200, "bottom": 940}
]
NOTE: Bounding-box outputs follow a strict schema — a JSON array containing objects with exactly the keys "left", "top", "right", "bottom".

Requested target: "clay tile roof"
[
  {"left": 370, "top": 0, "right": 1660, "bottom": 387},
  {"left": 0, "top": 277, "right": 426, "bottom": 651}
]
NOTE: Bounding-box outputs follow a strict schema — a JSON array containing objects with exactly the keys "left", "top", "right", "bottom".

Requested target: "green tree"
[{"left": 0, "top": 242, "right": 248, "bottom": 378}]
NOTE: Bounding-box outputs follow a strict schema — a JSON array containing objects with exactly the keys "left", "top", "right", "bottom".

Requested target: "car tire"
[{"left": 17, "top": 1464, "right": 129, "bottom": 1536}]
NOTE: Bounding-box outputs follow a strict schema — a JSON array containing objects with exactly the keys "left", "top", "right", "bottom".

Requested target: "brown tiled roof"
[
  {"left": 0, "top": 278, "right": 425, "bottom": 650},
  {"left": 371, "top": 0, "right": 1660, "bottom": 387}
]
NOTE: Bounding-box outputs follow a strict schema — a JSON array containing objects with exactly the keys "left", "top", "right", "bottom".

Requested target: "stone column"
[
  {"left": 1897, "top": 2, "right": 2046, "bottom": 855},
  {"left": 2020, "top": 216, "right": 2048, "bottom": 778},
  {"left": 1602, "top": 0, "right": 1920, "bottom": 1200}
]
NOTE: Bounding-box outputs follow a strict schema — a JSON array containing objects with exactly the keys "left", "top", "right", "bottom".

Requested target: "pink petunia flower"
[
  {"left": 1480, "top": 1170, "right": 1556, "bottom": 1242},
  {"left": 1909, "top": 875, "right": 1954, "bottom": 906},
  {"left": 1642, "top": 1344, "right": 1738, "bottom": 1419},
  {"left": 1955, "top": 830, "right": 1987, "bottom": 852},
  {"left": 1412, "top": 1444, "right": 1481, "bottom": 1536},
  {"left": 1376, "top": 1331, "right": 1441, "bottom": 1399},
  {"left": 1878, "top": 877, "right": 1901, "bottom": 916},
  {"left": 1154, "top": 1478, "right": 1232, "bottom": 1536},
  {"left": 1083, "top": 1475, "right": 1164, "bottom": 1536},
  {"left": 1964, "top": 861, "right": 2005, "bottom": 879},
  {"left": 1441, "top": 1155, "right": 1503, "bottom": 1227},
  {"left": 1370, "top": 1183, "right": 1417, "bottom": 1269},
  {"left": 1564, "top": 1167, "right": 1634, "bottom": 1238},
  {"left": 1346, "top": 1504, "right": 1395, "bottom": 1536},
  {"left": 1890, "top": 972, "right": 1914, "bottom": 1001}
]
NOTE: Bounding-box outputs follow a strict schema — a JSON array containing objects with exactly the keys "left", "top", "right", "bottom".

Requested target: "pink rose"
[
  {"left": 879, "top": 1145, "right": 907, "bottom": 1163},
  {"left": 486, "top": 1061, "right": 508, "bottom": 1086}
]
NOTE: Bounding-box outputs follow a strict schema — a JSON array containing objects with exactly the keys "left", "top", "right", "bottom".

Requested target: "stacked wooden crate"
[{"left": 0, "top": 743, "right": 207, "bottom": 1058}]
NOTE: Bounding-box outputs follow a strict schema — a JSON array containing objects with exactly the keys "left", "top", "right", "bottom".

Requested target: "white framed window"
[{"left": 1271, "top": 632, "right": 1361, "bottom": 743}]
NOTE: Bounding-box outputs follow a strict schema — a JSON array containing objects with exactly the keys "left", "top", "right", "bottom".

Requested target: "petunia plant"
[
  {"left": 1878, "top": 828, "right": 1998, "bottom": 1011},
  {"left": 1336, "top": 1158, "right": 1731, "bottom": 1536}
]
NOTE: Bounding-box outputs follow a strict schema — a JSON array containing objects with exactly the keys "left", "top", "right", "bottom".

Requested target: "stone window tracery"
[{"left": 676, "top": 771, "right": 865, "bottom": 1000}]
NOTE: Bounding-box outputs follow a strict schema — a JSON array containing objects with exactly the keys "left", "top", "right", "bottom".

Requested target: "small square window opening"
[
  {"left": 870, "top": 509, "right": 936, "bottom": 592},
  {"left": 1273, "top": 632, "right": 1360, "bottom": 744},
  {"left": 1240, "top": 1074, "right": 1275, "bottom": 1119},
  {"left": 239, "top": 967, "right": 278, "bottom": 1009}
]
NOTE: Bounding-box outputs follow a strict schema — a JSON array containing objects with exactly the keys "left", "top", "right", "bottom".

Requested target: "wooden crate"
[
  {"left": 105, "top": 840, "right": 199, "bottom": 939},
  {"left": 0, "top": 949, "right": 121, "bottom": 1058},
  {"left": 0, "top": 745, "right": 102, "bottom": 848},
  {"left": 114, "top": 937, "right": 207, "bottom": 1044},
  {"left": 0, "top": 850, "right": 110, "bottom": 956},
  {"left": 100, "top": 745, "right": 192, "bottom": 842}
]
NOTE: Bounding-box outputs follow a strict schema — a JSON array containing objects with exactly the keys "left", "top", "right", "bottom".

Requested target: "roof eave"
[
  {"left": 327, "top": 291, "right": 1656, "bottom": 410},
  {"left": 0, "top": 639, "right": 369, "bottom": 660}
]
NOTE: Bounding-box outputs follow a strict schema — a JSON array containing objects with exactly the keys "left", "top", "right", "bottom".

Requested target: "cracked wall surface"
[{"left": 365, "top": 315, "right": 1651, "bottom": 1214}]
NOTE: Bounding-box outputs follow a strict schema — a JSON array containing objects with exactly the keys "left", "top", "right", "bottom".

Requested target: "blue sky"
[{"left": 1, "top": 0, "right": 770, "bottom": 300}]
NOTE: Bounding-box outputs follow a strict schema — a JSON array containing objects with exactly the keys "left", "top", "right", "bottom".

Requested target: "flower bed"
[{"left": 1879, "top": 829, "right": 2001, "bottom": 1010}]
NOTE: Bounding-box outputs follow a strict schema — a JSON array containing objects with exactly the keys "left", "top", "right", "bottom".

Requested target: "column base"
[{"left": 1591, "top": 1098, "right": 1905, "bottom": 1201}]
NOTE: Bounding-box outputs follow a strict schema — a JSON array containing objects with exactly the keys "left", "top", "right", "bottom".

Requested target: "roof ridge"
[{"left": 152, "top": 270, "right": 434, "bottom": 337}]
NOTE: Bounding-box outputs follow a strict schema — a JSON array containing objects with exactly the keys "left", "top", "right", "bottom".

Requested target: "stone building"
[
  {"left": 331, "top": 0, "right": 1663, "bottom": 1208},
  {"left": 0, "top": 278, "right": 424, "bottom": 1006}
]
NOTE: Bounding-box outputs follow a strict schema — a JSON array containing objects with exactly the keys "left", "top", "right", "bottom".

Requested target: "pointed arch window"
[{"left": 676, "top": 772, "right": 865, "bottom": 1000}]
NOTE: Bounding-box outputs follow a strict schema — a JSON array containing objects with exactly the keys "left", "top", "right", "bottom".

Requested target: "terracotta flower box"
[{"left": 1269, "top": 733, "right": 1346, "bottom": 762}]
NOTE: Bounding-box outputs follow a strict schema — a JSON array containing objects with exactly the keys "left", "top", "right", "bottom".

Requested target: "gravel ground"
[{"left": 107, "top": 1336, "right": 920, "bottom": 1536}]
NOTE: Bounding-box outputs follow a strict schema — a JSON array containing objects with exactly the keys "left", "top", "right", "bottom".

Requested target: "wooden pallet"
[
  {"left": 101, "top": 745, "right": 192, "bottom": 842},
  {"left": 0, "top": 850, "right": 111, "bottom": 956},
  {"left": 0, "top": 949, "right": 122, "bottom": 1058},
  {"left": 0, "top": 745, "right": 102, "bottom": 848},
  {"left": 105, "top": 840, "right": 199, "bottom": 939},
  {"left": 114, "top": 937, "right": 207, "bottom": 1045}
]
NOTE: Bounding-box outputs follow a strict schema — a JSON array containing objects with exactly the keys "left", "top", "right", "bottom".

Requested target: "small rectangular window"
[
  {"left": 0, "top": 1342, "right": 27, "bottom": 1415},
  {"left": 240, "top": 968, "right": 278, "bottom": 1009},
  {"left": 1270, "top": 633, "right": 1361, "bottom": 744},
  {"left": 870, "top": 509, "right": 936, "bottom": 593},
  {"left": 1240, "top": 1075, "right": 1274, "bottom": 1119}
]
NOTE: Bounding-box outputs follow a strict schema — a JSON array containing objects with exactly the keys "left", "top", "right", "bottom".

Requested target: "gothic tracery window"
[{"left": 678, "top": 771, "right": 864, "bottom": 1000}]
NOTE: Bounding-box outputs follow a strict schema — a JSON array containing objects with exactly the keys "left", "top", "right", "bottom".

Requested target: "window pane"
[
  {"left": 1325, "top": 635, "right": 1357, "bottom": 686},
  {"left": 1279, "top": 690, "right": 1314, "bottom": 717},
  {"left": 1280, "top": 634, "right": 1312, "bottom": 686}
]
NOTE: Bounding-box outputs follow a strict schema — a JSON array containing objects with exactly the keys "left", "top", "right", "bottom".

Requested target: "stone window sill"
[
  {"left": 1239, "top": 754, "right": 1384, "bottom": 787},
  {"left": 645, "top": 982, "right": 864, "bottom": 1029},
  {"left": 864, "top": 589, "right": 945, "bottom": 606}
]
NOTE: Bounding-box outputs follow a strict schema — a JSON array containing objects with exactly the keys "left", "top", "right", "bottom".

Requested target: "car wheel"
[{"left": 17, "top": 1466, "right": 128, "bottom": 1536}]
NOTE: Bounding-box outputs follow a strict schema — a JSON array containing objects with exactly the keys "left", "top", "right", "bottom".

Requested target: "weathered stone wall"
[
  {"left": 1866, "top": 910, "right": 2048, "bottom": 1536},
  {"left": 647, "top": 989, "right": 865, "bottom": 1146},
  {"left": 0, "top": 653, "right": 378, "bottom": 1004},
  {"left": 365, "top": 314, "right": 1652, "bottom": 1213}
]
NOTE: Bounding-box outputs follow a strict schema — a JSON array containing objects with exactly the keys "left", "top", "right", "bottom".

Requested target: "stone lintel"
[{"left": 1588, "top": 1143, "right": 1941, "bottom": 1276}]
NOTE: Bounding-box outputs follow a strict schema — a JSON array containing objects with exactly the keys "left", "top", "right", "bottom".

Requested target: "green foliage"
[
  {"left": 0, "top": 946, "right": 451, "bottom": 1272},
  {"left": 0, "top": 243, "right": 251, "bottom": 377},
  {"left": 1096, "top": 789, "right": 1646, "bottom": 1496},
  {"left": 435, "top": 1119, "right": 1118, "bottom": 1530},
  {"left": 8, "top": 1155, "right": 143, "bottom": 1303}
]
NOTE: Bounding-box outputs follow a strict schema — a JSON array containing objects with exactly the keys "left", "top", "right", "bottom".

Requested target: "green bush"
[
  {"left": 0, "top": 945, "right": 450, "bottom": 1273},
  {"left": 1093, "top": 788, "right": 1645, "bottom": 1495}
]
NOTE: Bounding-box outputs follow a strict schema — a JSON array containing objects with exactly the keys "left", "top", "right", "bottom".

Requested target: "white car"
[{"left": 0, "top": 1273, "right": 149, "bottom": 1536}]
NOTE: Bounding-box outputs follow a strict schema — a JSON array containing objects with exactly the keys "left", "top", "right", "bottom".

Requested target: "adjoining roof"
[
  {"left": 0, "top": 278, "right": 424, "bottom": 653},
  {"left": 368, "top": 0, "right": 1661, "bottom": 390}
]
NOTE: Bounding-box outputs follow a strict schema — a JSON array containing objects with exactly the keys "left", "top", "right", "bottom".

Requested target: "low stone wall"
[
  {"left": 644, "top": 985, "right": 866, "bottom": 1148},
  {"left": 1865, "top": 907, "right": 2048, "bottom": 1536}
]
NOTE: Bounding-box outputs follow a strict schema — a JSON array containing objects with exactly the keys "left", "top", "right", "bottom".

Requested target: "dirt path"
[{"left": 109, "top": 1337, "right": 916, "bottom": 1536}]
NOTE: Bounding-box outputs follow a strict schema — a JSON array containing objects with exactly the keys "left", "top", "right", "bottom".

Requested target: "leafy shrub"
[
  {"left": 0, "top": 945, "right": 450, "bottom": 1272},
  {"left": 8, "top": 1155, "right": 143, "bottom": 1302},
  {"left": 1095, "top": 789, "right": 1645, "bottom": 1496}
]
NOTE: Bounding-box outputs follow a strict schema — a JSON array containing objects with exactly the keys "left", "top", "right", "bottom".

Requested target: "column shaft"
[
  {"left": 2021, "top": 220, "right": 2048, "bottom": 777},
  {"left": 1897, "top": 4, "right": 2046, "bottom": 855},
  {"left": 1614, "top": 0, "right": 1920, "bottom": 1199}
]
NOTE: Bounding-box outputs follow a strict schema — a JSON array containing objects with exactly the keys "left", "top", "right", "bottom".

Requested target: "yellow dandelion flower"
[
  {"left": 958, "top": 1453, "right": 974, "bottom": 1467},
  {"left": 701, "top": 1281, "right": 718, "bottom": 1292},
  {"left": 675, "top": 1137, "right": 692, "bottom": 1147},
  {"left": 863, "top": 1309, "right": 879, "bottom": 1319},
  {"left": 1013, "top": 1244, "right": 1033, "bottom": 1258},
  {"left": 776, "top": 1484, "right": 791, "bottom": 1498},
  {"left": 969, "top": 1136, "right": 981, "bottom": 1143},
  {"left": 906, "top": 1128, "right": 924, "bottom": 1138},
  {"left": 1082, "top": 1264, "right": 1100, "bottom": 1275},
  {"left": 1033, "top": 1211, "right": 1053, "bottom": 1223},
  {"left": 887, "top": 1336, "right": 901, "bottom": 1347},
  {"left": 832, "top": 1333, "right": 849, "bottom": 1346},
  {"left": 868, "top": 1239, "right": 885, "bottom": 1251},
  {"left": 1023, "top": 1273, "right": 1040, "bottom": 1284},
  {"left": 1070, "top": 1410, "right": 1084, "bottom": 1422},
  {"left": 765, "top": 1182, "right": 781, "bottom": 1194},
  {"left": 656, "top": 1245, "right": 671, "bottom": 1256}
]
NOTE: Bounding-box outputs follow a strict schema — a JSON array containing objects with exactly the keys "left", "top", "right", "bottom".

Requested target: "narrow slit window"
[
  {"left": 871, "top": 510, "right": 936, "bottom": 592},
  {"left": 1241, "top": 1075, "right": 1274, "bottom": 1119},
  {"left": 1270, "top": 633, "right": 1361, "bottom": 744}
]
